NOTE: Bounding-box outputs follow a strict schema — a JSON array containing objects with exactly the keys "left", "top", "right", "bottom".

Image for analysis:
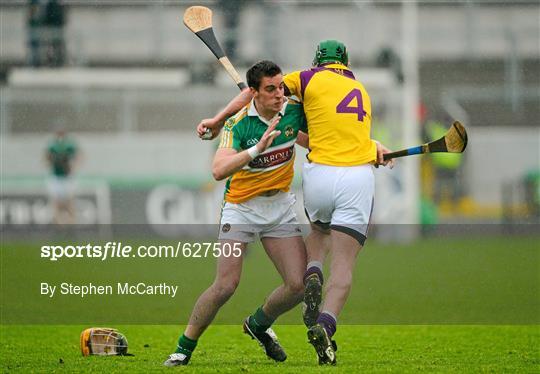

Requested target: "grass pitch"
[
  {"left": 1, "top": 325, "right": 538, "bottom": 372},
  {"left": 1, "top": 235, "right": 539, "bottom": 372}
]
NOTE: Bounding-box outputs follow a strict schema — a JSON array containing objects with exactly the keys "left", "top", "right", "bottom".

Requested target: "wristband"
[{"left": 247, "top": 145, "right": 260, "bottom": 159}]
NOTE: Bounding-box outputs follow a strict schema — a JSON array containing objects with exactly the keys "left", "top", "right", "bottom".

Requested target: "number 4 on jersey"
[{"left": 336, "top": 88, "right": 366, "bottom": 121}]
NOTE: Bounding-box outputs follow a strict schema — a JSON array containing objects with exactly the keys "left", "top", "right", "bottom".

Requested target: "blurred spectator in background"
[
  {"left": 44, "top": 0, "right": 66, "bottom": 66},
  {"left": 426, "top": 119, "right": 464, "bottom": 210},
  {"left": 218, "top": 0, "right": 245, "bottom": 61},
  {"left": 27, "top": 0, "right": 45, "bottom": 67},
  {"left": 417, "top": 103, "right": 438, "bottom": 225},
  {"left": 524, "top": 170, "right": 540, "bottom": 219},
  {"left": 46, "top": 127, "right": 79, "bottom": 224},
  {"left": 376, "top": 46, "right": 404, "bottom": 84}
]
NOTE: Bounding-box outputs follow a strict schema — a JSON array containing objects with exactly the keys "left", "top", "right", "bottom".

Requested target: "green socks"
[
  {"left": 176, "top": 308, "right": 273, "bottom": 356},
  {"left": 175, "top": 334, "right": 197, "bottom": 356},
  {"left": 248, "top": 306, "right": 276, "bottom": 333}
]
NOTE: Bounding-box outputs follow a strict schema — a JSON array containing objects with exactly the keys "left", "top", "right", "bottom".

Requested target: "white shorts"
[
  {"left": 47, "top": 176, "right": 74, "bottom": 201},
  {"left": 302, "top": 162, "right": 374, "bottom": 245},
  {"left": 218, "top": 191, "right": 302, "bottom": 243}
]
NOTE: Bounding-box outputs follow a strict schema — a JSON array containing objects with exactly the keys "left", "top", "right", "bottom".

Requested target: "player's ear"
[{"left": 249, "top": 86, "right": 258, "bottom": 97}]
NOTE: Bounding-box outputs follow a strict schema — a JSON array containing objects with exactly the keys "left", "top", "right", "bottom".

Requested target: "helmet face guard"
[
  {"left": 313, "top": 39, "right": 348, "bottom": 66},
  {"left": 80, "top": 328, "right": 129, "bottom": 356}
]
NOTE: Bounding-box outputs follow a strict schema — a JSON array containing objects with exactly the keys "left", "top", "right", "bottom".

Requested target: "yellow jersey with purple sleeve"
[
  {"left": 218, "top": 98, "right": 307, "bottom": 204},
  {"left": 284, "top": 63, "right": 377, "bottom": 166}
]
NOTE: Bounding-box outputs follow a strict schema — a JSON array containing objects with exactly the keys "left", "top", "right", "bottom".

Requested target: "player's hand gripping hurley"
[{"left": 383, "top": 121, "right": 468, "bottom": 161}]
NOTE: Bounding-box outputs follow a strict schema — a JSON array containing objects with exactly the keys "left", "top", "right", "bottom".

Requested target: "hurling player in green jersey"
[
  {"left": 45, "top": 127, "right": 79, "bottom": 224},
  {"left": 165, "top": 61, "right": 308, "bottom": 367}
]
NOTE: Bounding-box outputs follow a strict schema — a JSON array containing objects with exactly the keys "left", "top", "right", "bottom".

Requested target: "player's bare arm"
[
  {"left": 197, "top": 88, "right": 254, "bottom": 139},
  {"left": 211, "top": 117, "right": 281, "bottom": 180},
  {"left": 296, "top": 130, "right": 309, "bottom": 148}
]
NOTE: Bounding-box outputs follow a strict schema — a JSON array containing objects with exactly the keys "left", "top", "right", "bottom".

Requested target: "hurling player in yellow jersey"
[
  {"left": 197, "top": 40, "right": 394, "bottom": 366},
  {"left": 284, "top": 40, "right": 395, "bottom": 365},
  {"left": 165, "top": 61, "right": 309, "bottom": 367}
]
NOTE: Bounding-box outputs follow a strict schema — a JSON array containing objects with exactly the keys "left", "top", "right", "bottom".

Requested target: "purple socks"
[
  {"left": 317, "top": 312, "right": 337, "bottom": 338},
  {"left": 303, "top": 265, "right": 324, "bottom": 285}
]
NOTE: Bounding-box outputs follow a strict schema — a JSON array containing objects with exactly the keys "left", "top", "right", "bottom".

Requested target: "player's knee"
[
  {"left": 285, "top": 279, "right": 304, "bottom": 299},
  {"left": 212, "top": 279, "right": 239, "bottom": 301},
  {"left": 327, "top": 271, "right": 353, "bottom": 292}
]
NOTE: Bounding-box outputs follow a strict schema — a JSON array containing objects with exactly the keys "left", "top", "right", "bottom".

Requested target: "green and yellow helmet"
[{"left": 313, "top": 39, "right": 348, "bottom": 66}]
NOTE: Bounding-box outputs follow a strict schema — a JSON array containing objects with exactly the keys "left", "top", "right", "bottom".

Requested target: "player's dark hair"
[{"left": 246, "top": 60, "right": 282, "bottom": 90}]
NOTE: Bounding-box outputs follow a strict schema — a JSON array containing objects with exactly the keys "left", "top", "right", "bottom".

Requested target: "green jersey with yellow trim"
[{"left": 218, "top": 98, "right": 307, "bottom": 204}]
